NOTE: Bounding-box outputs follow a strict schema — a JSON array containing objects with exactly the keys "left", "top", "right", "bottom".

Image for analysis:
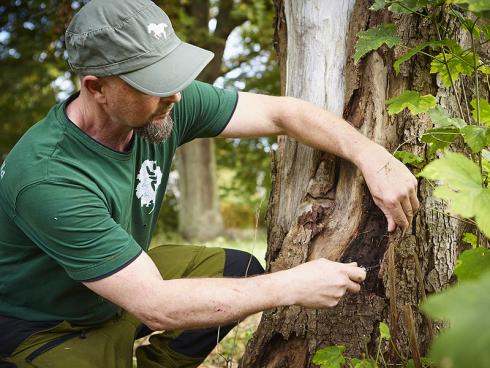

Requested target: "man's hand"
[
  {"left": 358, "top": 145, "right": 419, "bottom": 232},
  {"left": 285, "top": 259, "right": 367, "bottom": 308}
]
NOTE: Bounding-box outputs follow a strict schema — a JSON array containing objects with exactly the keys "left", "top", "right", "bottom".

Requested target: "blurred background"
[{"left": 0, "top": 0, "right": 281, "bottom": 264}]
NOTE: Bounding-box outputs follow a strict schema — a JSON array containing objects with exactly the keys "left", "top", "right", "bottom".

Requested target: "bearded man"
[{"left": 0, "top": 0, "right": 418, "bottom": 367}]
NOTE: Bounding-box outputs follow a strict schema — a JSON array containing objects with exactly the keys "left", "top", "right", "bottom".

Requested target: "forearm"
[
  {"left": 276, "top": 97, "right": 387, "bottom": 170},
  {"left": 145, "top": 271, "right": 291, "bottom": 331}
]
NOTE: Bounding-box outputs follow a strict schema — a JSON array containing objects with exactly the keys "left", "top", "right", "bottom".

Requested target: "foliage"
[
  {"left": 354, "top": 24, "right": 400, "bottom": 64},
  {"left": 421, "top": 271, "right": 490, "bottom": 368},
  {"left": 348, "top": 0, "right": 490, "bottom": 367}
]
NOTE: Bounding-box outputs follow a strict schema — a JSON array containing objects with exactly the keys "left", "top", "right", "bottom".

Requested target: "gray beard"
[{"left": 135, "top": 115, "right": 174, "bottom": 144}]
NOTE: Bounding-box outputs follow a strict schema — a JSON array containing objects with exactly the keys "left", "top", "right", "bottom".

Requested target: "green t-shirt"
[{"left": 0, "top": 80, "right": 237, "bottom": 324}]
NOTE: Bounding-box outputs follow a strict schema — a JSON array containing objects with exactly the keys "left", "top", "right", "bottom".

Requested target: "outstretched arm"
[
  {"left": 84, "top": 252, "right": 365, "bottom": 331},
  {"left": 220, "top": 92, "right": 419, "bottom": 232}
]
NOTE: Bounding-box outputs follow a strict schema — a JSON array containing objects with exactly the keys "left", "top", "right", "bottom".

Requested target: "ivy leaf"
[
  {"left": 351, "top": 358, "right": 375, "bottom": 368},
  {"left": 379, "top": 322, "right": 391, "bottom": 340},
  {"left": 312, "top": 346, "right": 346, "bottom": 368},
  {"left": 462, "top": 232, "right": 478, "bottom": 248},
  {"left": 394, "top": 150, "right": 424, "bottom": 168},
  {"left": 430, "top": 52, "right": 474, "bottom": 87},
  {"left": 428, "top": 105, "right": 467, "bottom": 129},
  {"left": 385, "top": 90, "right": 437, "bottom": 115},
  {"left": 354, "top": 24, "right": 400, "bottom": 64},
  {"left": 447, "top": 0, "right": 490, "bottom": 14},
  {"left": 455, "top": 248, "right": 490, "bottom": 281},
  {"left": 461, "top": 125, "right": 489, "bottom": 153},
  {"left": 470, "top": 99, "right": 490, "bottom": 126},
  {"left": 421, "top": 271, "right": 490, "bottom": 368},
  {"left": 420, "top": 128, "right": 459, "bottom": 155},
  {"left": 482, "top": 149, "right": 490, "bottom": 182},
  {"left": 394, "top": 39, "right": 458, "bottom": 75},
  {"left": 418, "top": 152, "right": 490, "bottom": 237}
]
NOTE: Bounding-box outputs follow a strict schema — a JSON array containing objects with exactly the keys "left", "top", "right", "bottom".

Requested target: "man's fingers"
[
  {"left": 346, "top": 279, "right": 361, "bottom": 293},
  {"left": 345, "top": 266, "right": 366, "bottom": 283},
  {"left": 387, "top": 200, "right": 409, "bottom": 232},
  {"left": 400, "top": 196, "right": 413, "bottom": 227}
]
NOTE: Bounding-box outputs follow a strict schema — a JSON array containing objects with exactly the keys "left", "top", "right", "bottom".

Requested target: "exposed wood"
[{"left": 242, "top": 1, "right": 465, "bottom": 366}]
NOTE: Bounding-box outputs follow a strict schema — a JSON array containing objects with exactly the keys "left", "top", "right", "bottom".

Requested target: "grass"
[{"left": 134, "top": 229, "right": 268, "bottom": 367}]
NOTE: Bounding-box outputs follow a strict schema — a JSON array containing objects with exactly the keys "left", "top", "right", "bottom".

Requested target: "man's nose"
[{"left": 162, "top": 92, "right": 181, "bottom": 104}]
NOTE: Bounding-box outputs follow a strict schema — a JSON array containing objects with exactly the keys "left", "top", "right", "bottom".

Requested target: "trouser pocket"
[{"left": 24, "top": 330, "right": 85, "bottom": 366}]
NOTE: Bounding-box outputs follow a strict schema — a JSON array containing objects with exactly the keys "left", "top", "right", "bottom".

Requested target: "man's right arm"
[{"left": 83, "top": 251, "right": 366, "bottom": 331}]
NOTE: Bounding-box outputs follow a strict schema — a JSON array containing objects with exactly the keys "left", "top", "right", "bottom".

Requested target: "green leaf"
[
  {"left": 462, "top": 19, "right": 480, "bottom": 38},
  {"left": 430, "top": 52, "right": 474, "bottom": 87},
  {"left": 470, "top": 99, "right": 490, "bottom": 126},
  {"left": 420, "top": 128, "right": 459, "bottom": 155},
  {"left": 388, "top": 0, "right": 429, "bottom": 13},
  {"left": 394, "top": 39, "right": 459, "bottom": 75},
  {"left": 447, "top": 0, "right": 490, "bottom": 14},
  {"left": 354, "top": 24, "right": 400, "bottom": 64},
  {"left": 428, "top": 105, "right": 467, "bottom": 129},
  {"left": 421, "top": 271, "right": 490, "bottom": 368},
  {"left": 394, "top": 150, "right": 425, "bottom": 168},
  {"left": 461, "top": 125, "right": 489, "bottom": 153},
  {"left": 385, "top": 90, "right": 437, "bottom": 115},
  {"left": 455, "top": 247, "right": 490, "bottom": 281},
  {"left": 462, "top": 232, "right": 478, "bottom": 247},
  {"left": 312, "top": 346, "right": 346, "bottom": 368},
  {"left": 351, "top": 358, "right": 375, "bottom": 368},
  {"left": 483, "top": 25, "right": 490, "bottom": 41},
  {"left": 379, "top": 322, "right": 391, "bottom": 340},
  {"left": 370, "top": 0, "right": 388, "bottom": 10},
  {"left": 418, "top": 152, "right": 490, "bottom": 237},
  {"left": 405, "top": 357, "right": 436, "bottom": 368}
]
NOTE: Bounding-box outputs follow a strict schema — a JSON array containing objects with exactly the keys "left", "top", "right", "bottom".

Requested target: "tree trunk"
[
  {"left": 174, "top": 0, "right": 247, "bottom": 241},
  {"left": 242, "top": 1, "right": 465, "bottom": 366},
  {"left": 176, "top": 138, "right": 223, "bottom": 240}
]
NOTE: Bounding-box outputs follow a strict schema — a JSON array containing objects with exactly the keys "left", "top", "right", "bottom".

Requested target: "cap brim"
[{"left": 119, "top": 42, "right": 214, "bottom": 97}]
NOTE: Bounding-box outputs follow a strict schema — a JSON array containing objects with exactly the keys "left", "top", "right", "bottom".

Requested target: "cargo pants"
[{"left": 1, "top": 244, "right": 264, "bottom": 368}]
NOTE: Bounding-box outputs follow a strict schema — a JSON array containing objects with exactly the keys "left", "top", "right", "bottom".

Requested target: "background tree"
[{"left": 243, "top": 0, "right": 468, "bottom": 365}]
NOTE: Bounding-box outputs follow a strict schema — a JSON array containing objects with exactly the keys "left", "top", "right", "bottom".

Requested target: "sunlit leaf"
[
  {"left": 455, "top": 247, "right": 490, "bottom": 281},
  {"left": 370, "top": 0, "right": 388, "bottom": 10},
  {"left": 447, "top": 0, "right": 490, "bottom": 14},
  {"left": 470, "top": 99, "right": 490, "bottom": 126},
  {"left": 394, "top": 39, "right": 458, "bottom": 75},
  {"left": 483, "top": 25, "right": 490, "bottom": 41},
  {"left": 379, "top": 322, "right": 391, "bottom": 340},
  {"left": 418, "top": 152, "right": 490, "bottom": 237},
  {"left": 462, "top": 232, "right": 478, "bottom": 248},
  {"left": 386, "top": 90, "right": 437, "bottom": 115},
  {"left": 394, "top": 150, "right": 425, "bottom": 168},
  {"left": 422, "top": 271, "right": 490, "bottom": 368},
  {"left": 430, "top": 52, "right": 474, "bottom": 87},
  {"left": 354, "top": 24, "right": 400, "bottom": 64},
  {"left": 461, "top": 125, "right": 489, "bottom": 153},
  {"left": 312, "top": 346, "right": 346, "bottom": 368},
  {"left": 428, "top": 105, "right": 467, "bottom": 129}
]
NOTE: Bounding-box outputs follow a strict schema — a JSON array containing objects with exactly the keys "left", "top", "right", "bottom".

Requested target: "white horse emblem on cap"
[{"left": 147, "top": 23, "right": 168, "bottom": 40}]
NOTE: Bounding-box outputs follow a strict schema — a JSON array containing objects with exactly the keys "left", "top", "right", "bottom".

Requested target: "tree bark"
[{"left": 242, "top": 1, "right": 465, "bottom": 366}]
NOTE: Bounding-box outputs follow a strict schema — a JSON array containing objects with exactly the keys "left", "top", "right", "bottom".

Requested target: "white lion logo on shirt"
[{"left": 136, "top": 160, "right": 162, "bottom": 214}]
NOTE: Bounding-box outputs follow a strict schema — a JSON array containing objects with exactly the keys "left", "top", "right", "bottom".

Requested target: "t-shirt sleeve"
[
  {"left": 14, "top": 181, "right": 142, "bottom": 281},
  {"left": 172, "top": 80, "right": 238, "bottom": 146}
]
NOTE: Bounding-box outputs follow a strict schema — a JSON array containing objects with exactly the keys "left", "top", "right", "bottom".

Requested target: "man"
[{"left": 0, "top": 0, "right": 418, "bottom": 367}]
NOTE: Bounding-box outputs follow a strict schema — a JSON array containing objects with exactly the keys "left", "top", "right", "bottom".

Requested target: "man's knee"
[{"left": 223, "top": 248, "right": 264, "bottom": 278}]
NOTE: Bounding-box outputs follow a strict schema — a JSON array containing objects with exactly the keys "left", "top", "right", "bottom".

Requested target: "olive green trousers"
[{"left": 3, "top": 244, "right": 227, "bottom": 368}]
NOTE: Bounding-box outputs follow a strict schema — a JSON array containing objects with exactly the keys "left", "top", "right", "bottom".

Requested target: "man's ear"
[{"left": 81, "top": 75, "right": 107, "bottom": 104}]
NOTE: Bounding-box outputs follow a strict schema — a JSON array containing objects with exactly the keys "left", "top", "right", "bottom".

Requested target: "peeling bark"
[{"left": 242, "top": 1, "right": 465, "bottom": 366}]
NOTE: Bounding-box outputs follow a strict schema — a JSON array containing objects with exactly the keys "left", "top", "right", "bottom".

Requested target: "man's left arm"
[{"left": 219, "top": 92, "right": 419, "bottom": 232}]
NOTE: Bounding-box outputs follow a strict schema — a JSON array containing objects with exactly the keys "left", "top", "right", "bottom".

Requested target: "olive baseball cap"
[{"left": 65, "top": 0, "right": 214, "bottom": 97}]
